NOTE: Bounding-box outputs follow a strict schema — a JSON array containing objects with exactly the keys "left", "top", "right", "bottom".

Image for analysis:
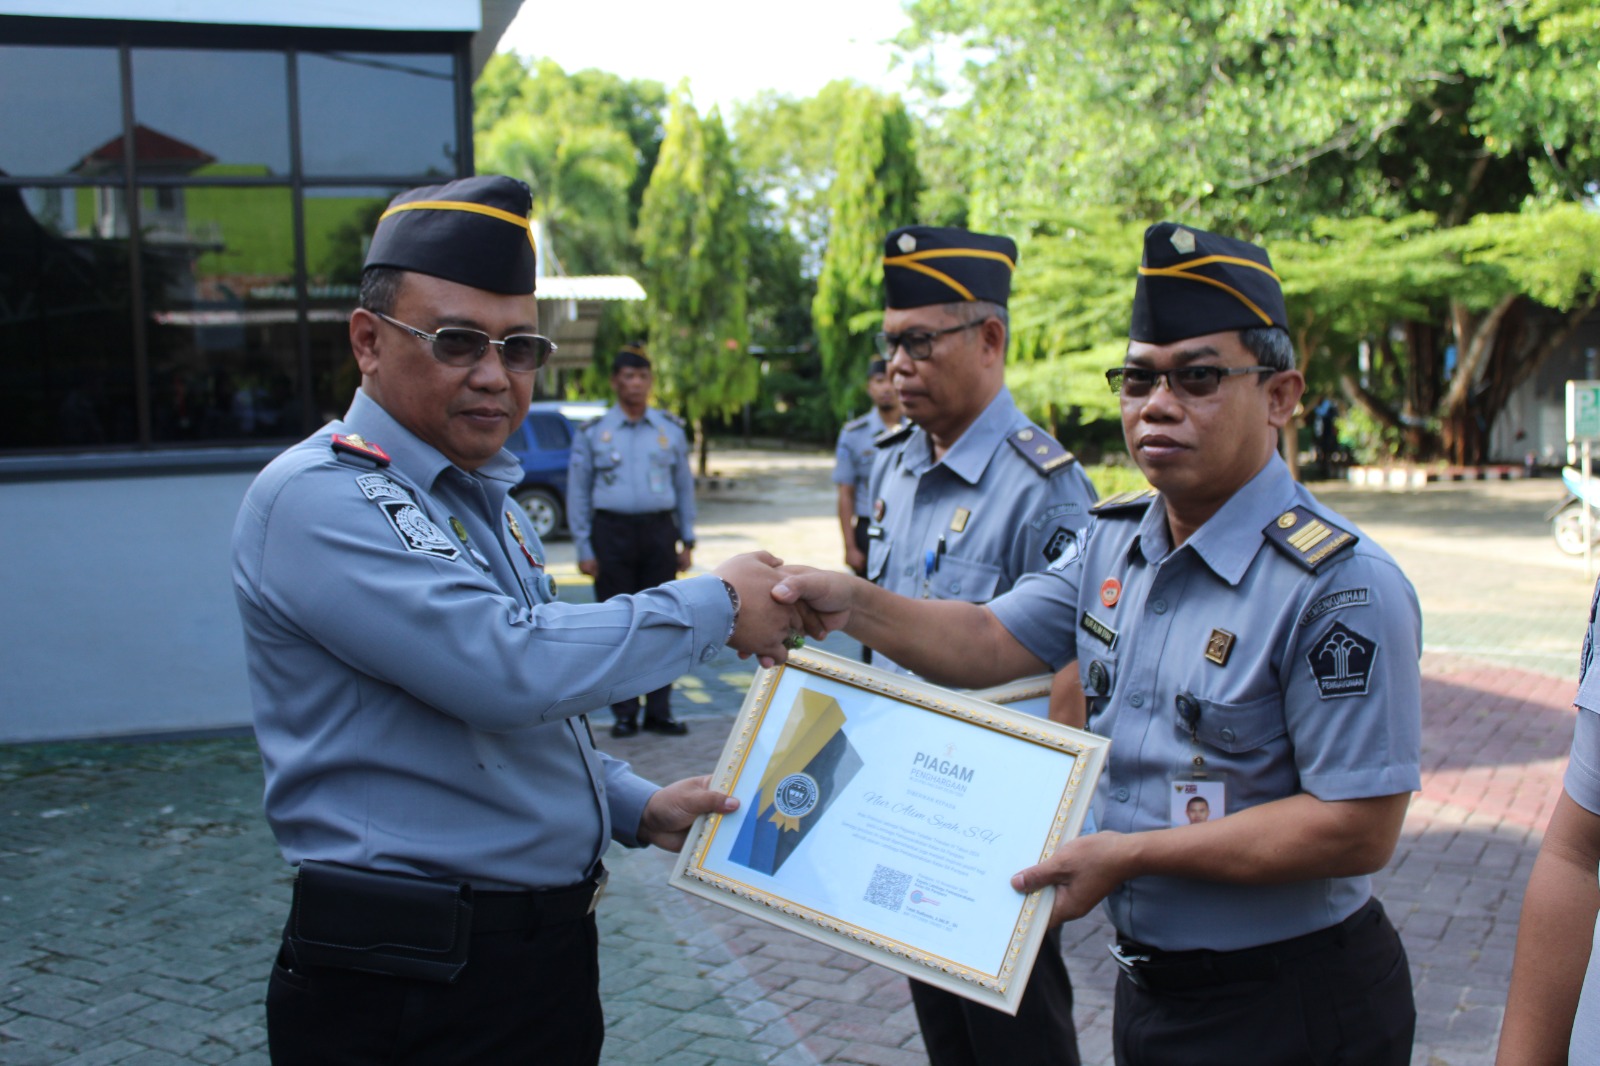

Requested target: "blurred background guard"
[
  {"left": 234, "top": 175, "right": 802, "bottom": 1066},
  {"left": 568, "top": 344, "right": 698, "bottom": 737},
  {"left": 868, "top": 224, "right": 1096, "bottom": 1066},
  {"left": 832, "top": 356, "right": 905, "bottom": 662}
]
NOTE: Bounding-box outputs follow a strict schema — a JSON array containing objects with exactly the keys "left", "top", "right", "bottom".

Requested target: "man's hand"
[
  {"left": 713, "top": 552, "right": 810, "bottom": 667},
  {"left": 579, "top": 558, "right": 599, "bottom": 577},
  {"left": 1011, "top": 830, "right": 1134, "bottom": 925},
  {"left": 844, "top": 543, "right": 866, "bottom": 574},
  {"left": 638, "top": 775, "right": 739, "bottom": 852},
  {"left": 771, "top": 567, "right": 858, "bottom": 636},
  {"left": 676, "top": 547, "right": 693, "bottom": 572}
]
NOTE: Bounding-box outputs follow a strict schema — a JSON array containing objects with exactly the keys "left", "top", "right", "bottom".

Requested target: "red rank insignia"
[{"left": 331, "top": 433, "right": 390, "bottom": 465}]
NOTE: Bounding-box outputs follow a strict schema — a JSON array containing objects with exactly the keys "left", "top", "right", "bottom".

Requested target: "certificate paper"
[{"left": 670, "top": 650, "right": 1109, "bottom": 1014}]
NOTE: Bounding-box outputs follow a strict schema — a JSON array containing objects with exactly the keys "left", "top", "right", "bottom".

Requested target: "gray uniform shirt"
[
  {"left": 568, "top": 406, "right": 695, "bottom": 561},
  {"left": 832, "top": 412, "right": 902, "bottom": 519},
  {"left": 232, "top": 391, "right": 733, "bottom": 889},
  {"left": 1565, "top": 583, "right": 1600, "bottom": 1062},
  {"left": 866, "top": 387, "right": 1097, "bottom": 674},
  {"left": 989, "top": 453, "right": 1423, "bottom": 950}
]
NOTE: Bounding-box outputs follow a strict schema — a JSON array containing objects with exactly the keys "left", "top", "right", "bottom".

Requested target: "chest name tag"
[
  {"left": 1080, "top": 610, "right": 1118, "bottom": 650},
  {"left": 378, "top": 501, "right": 459, "bottom": 560}
]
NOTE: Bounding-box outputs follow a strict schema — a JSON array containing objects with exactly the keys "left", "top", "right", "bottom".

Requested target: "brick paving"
[{"left": 0, "top": 453, "right": 1592, "bottom": 1064}]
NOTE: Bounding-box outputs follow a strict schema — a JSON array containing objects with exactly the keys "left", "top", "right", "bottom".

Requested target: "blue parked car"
[{"left": 505, "top": 400, "right": 608, "bottom": 540}]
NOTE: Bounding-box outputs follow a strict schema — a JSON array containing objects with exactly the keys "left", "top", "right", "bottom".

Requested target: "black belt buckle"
[{"left": 1107, "top": 942, "right": 1153, "bottom": 990}]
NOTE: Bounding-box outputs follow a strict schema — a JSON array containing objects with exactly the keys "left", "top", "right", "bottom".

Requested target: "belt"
[
  {"left": 594, "top": 509, "right": 672, "bottom": 524},
  {"left": 472, "top": 865, "right": 609, "bottom": 932},
  {"left": 1109, "top": 898, "right": 1379, "bottom": 992}
]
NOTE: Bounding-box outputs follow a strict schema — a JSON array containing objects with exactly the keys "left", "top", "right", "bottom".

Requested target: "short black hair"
[{"left": 359, "top": 267, "right": 404, "bottom": 316}]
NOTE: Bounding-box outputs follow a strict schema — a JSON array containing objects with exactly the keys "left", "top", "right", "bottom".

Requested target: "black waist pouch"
[{"left": 285, "top": 861, "right": 472, "bottom": 984}]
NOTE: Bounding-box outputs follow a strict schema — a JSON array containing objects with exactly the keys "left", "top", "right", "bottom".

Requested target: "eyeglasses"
[
  {"left": 872, "top": 320, "right": 985, "bottom": 361},
  {"left": 1106, "top": 365, "right": 1279, "bottom": 399},
  {"left": 373, "top": 311, "right": 556, "bottom": 372}
]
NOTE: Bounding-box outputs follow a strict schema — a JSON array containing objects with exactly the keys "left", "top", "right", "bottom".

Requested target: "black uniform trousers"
[
  {"left": 266, "top": 912, "right": 603, "bottom": 1065},
  {"left": 1111, "top": 898, "right": 1414, "bottom": 1066},
  {"left": 911, "top": 925, "right": 1080, "bottom": 1066},
  {"left": 592, "top": 509, "right": 679, "bottom": 725}
]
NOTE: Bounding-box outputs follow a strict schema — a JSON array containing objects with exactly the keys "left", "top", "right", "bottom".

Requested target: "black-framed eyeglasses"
[
  {"left": 1106, "top": 365, "right": 1279, "bottom": 399},
  {"left": 872, "top": 320, "right": 985, "bottom": 361},
  {"left": 373, "top": 311, "right": 556, "bottom": 373}
]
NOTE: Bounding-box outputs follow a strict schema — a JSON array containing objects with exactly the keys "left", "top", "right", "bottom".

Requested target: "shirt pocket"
[
  {"left": 926, "top": 555, "right": 1000, "bottom": 603},
  {"left": 1187, "top": 691, "right": 1287, "bottom": 754},
  {"left": 592, "top": 450, "right": 620, "bottom": 473}
]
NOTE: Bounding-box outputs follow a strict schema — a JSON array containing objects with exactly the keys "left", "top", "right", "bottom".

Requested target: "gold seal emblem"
[{"left": 1277, "top": 512, "right": 1297, "bottom": 529}]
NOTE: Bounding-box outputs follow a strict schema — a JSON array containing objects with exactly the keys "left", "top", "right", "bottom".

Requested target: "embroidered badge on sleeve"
[{"left": 1306, "top": 621, "right": 1377, "bottom": 698}]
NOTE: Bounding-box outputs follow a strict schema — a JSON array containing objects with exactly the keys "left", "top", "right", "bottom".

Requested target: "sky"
[{"left": 497, "top": 0, "right": 925, "bottom": 116}]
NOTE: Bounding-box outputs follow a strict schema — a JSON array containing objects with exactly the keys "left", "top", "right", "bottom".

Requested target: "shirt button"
[
  {"left": 1152, "top": 600, "right": 1168, "bottom": 614},
  {"left": 904, "top": 565, "right": 915, "bottom": 577},
  {"left": 699, "top": 644, "right": 718, "bottom": 663},
  {"left": 1115, "top": 787, "right": 1130, "bottom": 802},
  {"left": 1129, "top": 693, "right": 1144, "bottom": 707},
  {"left": 950, "top": 582, "right": 962, "bottom": 594},
  {"left": 1220, "top": 727, "right": 1236, "bottom": 743}
]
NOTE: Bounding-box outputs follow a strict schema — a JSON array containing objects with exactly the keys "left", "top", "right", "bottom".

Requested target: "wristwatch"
[{"left": 718, "top": 577, "right": 740, "bottom": 642}]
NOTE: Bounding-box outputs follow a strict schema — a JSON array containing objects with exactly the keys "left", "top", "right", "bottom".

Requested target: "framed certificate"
[
  {"left": 967, "top": 673, "right": 1054, "bottom": 719},
  {"left": 669, "top": 649, "right": 1109, "bottom": 1015}
]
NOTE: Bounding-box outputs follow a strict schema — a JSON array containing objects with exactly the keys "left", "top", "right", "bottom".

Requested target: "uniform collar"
[
  {"left": 1130, "top": 453, "right": 1295, "bottom": 585},
  {"left": 902, "top": 387, "right": 1020, "bottom": 485},
  {"left": 342, "top": 390, "right": 522, "bottom": 490},
  {"left": 603, "top": 404, "right": 657, "bottom": 428}
]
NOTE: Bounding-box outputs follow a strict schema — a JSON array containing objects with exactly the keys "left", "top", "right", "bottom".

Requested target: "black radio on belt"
[{"left": 285, "top": 861, "right": 473, "bottom": 984}]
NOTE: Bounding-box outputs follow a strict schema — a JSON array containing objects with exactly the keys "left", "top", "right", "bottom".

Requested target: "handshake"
[{"left": 709, "top": 553, "right": 858, "bottom": 667}]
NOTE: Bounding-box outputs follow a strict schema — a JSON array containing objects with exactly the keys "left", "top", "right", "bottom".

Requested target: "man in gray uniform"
[
  {"left": 232, "top": 175, "right": 805, "bottom": 1066},
  {"left": 832, "top": 357, "right": 904, "bottom": 578},
  {"left": 776, "top": 223, "right": 1421, "bottom": 1065},
  {"left": 569, "top": 345, "right": 696, "bottom": 737},
  {"left": 868, "top": 224, "right": 1097, "bottom": 1066},
  {"left": 1498, "top": 579, "right": 1600, "bottom": 1063}
]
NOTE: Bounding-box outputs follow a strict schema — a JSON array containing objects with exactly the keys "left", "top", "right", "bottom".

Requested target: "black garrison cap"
[
  {"left": 1130, "top": 222, "right": 1288, "bottom": 343},
  {"left": 612, "top": 343, "right": 651, "bottom": 372},
  {"left": 882, "top": 226, "right": 1018, "bottom": 309},
  {"left": 363, "top": 175, "right": 537, "bottom": 295}
]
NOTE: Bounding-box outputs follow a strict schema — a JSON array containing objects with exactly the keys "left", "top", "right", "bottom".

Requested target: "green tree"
[
  {"left": 812, "top": 90, "right": 921, "bottom": 423},
  {"left": 636, "top": 89, "right": 756, "bottom": 472}
]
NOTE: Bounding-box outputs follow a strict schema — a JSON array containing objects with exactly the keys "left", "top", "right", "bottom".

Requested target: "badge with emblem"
[
  {"left": 1100, "top": 577, "right": 1121, "bottom": 608},
  {"left": 505, "top": 510, "right": 543, "bottom": 570},
  {"left": 1170, "top": 228, "right": 1196, "bottom": 255},
  {"left": 378, "top": 501, "right": 458, "bottom": 560},
  {"left": 658, "top": 435, "right": 669, "bottom": 449},
  {"left": 1204, "top": 628, "right": 1235, "bottom": 666},
  {"left": 897, "top": 232, "right": 917, "bottom": 253},
  {"left": 1307, "top": 621, "right": 1377, "bottom": 698},
  {"left": 873, "top": 498, "right": 886, "bottom": 522},
  {"left": 950, "top": 507, "right": 970, "bottom": 533},
  {"left": 447, "top": 516, "right": 491, "bottom": 570}
]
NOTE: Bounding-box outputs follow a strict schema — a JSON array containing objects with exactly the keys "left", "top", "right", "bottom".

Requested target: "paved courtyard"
[{"left": 1, "top": 451, "right": 1593, "bottom": 1064}]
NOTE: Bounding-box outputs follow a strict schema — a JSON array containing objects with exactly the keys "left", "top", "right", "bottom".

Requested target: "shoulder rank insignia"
[
  {"left": 1263, "top": 506, "right": 1358, "bottom": 571},
  {"left": 331, "top": 433, "right": 390, "bottom": 467},
  {"left": 874, "top": 422, "right": 915, "bottom": 448},
  {"left": 845, "top": 413, "right": 871, "bottom": 431},
  {"left": 1090, "top": 487, "right": 1159, "bottom": 515},
  {"left": 1007, "top": 427, "right": 1076, "bottom": 475}
]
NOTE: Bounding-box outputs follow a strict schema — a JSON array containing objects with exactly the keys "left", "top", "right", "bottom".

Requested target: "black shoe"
[
  {"left": 642, "top": 716, "right": 689, "bottom": 736},
  {"left": 610, "top": 720, "right": 638, "bottom": 738}
]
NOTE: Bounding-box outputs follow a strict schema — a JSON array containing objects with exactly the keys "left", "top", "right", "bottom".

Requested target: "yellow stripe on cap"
[
  {"left": 883, "top": 248, "right": 1018, "bottom": 302},
  {"left": 380, "top": 199, "right": 536, "bottom": 250},
  {"left": 1137, "top": 264, "right": 1276, "bottom": 326}
]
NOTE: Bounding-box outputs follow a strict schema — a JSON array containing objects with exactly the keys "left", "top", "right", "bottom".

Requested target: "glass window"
[
  {"left": 143, "top": 186, "right": 299, "bottom": 443},
  {"left": 130, "top": 49, "right": 291, "bottom": 178},
  {"left": 0, "top": 188, "right": 138, "bottom": 450},
  {"left": 298, "top": 52, "right": 457, "bottom": 177},
  {"left": 303, "top": 187, "right": 404, "bottom": 423},
  {"left": 0, "top": 46, "right": 123, "bottom": 177}
]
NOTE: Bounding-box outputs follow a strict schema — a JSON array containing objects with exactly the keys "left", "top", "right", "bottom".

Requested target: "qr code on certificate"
[{"left": 864, "top": 864, "right": 911, "bottom": 912}]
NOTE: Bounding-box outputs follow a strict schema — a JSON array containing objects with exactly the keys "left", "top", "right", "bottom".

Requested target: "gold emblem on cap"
[
  {"left": 1018, "top": 429, "right": 1034, "bottom": 442},
  {"left": 1170, "top": 228, "right": 1196, "bottom": 254},
  {"left": 897, "top": 233, "right": 917, "bottom": 253},
  {"left": 1205, "top": 628, "right": 1236, "bottom": 666},
  {"left": 1277, "top": 512, "right": 1297, "bottom": 529},
  {"left": 950, "top": 507, "right": 970, "bottom": 533}
]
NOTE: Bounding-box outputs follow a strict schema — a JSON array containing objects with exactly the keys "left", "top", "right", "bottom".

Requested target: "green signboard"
[{"left": 1568, "top": 380, "right": 1600, "bottom": 442}]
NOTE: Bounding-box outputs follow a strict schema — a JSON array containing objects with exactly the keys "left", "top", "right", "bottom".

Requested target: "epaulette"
[
  {"left": 844, "top": 413, "right": 872, "bottom": 431},
  {"left": 874, "top": 422, "right": 915, "bottom": 448},
  {"left": 1090, "top": 487, "right": 1159, "bottom": 515},
  {"left": 331, "top": 433, "right": 390, "bottom": 468},
  {"left": 661, "top": 409, "right": 687, "bottom": 428},
  {"left": 1006, "top": 427, "right": 1077, "bottom": 476},
  {"left": 1263, "top": 506, "right": 1359, "bottom": 571}
]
